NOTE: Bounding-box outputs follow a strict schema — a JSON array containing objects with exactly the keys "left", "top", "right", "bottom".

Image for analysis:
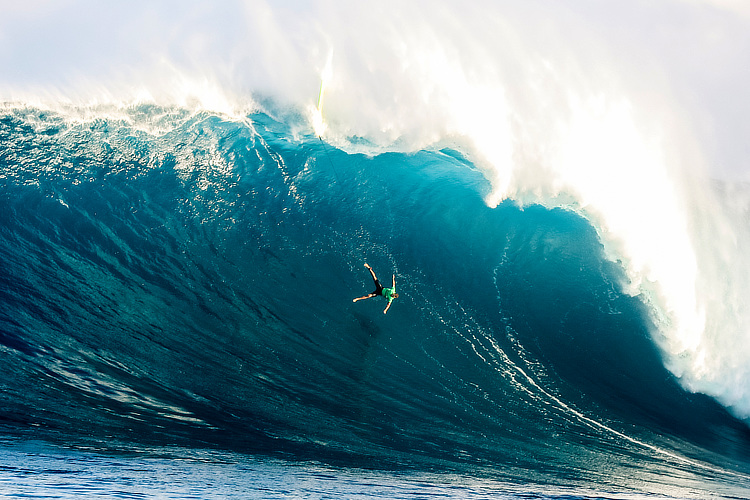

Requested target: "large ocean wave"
[
  {"left": 3, "top": 0, "right": 750, "bottom": 495},
  {"left": 4, "top": 0, "right": 750, "bottom": 420},
  {"left": 1, "top": 104, "right": 750, "bottom": 494}
]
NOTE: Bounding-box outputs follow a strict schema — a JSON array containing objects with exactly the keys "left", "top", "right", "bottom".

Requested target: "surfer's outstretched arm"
[{"left": 382, "top": 275, "right": 396, "bottom": 314}]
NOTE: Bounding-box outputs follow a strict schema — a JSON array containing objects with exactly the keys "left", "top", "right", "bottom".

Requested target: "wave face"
[
  {"left": 1, "top": 106, "right": 750, "bottom": 495},
  {"left": 5, "top": 0, "right": 750, "bottom": 424}
]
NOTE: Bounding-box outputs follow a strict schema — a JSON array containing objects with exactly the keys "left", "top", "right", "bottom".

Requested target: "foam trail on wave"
[{"left": 312, "top": 49, "right": 334, "bottom": 138}]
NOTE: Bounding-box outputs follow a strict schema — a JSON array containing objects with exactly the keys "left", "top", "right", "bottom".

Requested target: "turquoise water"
[
  {"left": 0, "top": 437, "right": 692, "bottom": 500},
  {"left": 1, "top": 106, "right": 749, "bottom": 498}
]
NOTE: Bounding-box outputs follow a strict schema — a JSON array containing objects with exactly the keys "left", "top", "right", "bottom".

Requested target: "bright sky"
[{"left": 0, "top": 0, "right": 748, "bottom": 177}]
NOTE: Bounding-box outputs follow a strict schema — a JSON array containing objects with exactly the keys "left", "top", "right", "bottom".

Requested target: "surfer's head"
[{"left": 393, "top": 293, "right": 399, "bottom": 299}]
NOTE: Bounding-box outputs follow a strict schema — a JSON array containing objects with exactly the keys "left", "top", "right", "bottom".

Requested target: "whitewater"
[{"left": 2, "top": 0, "right": 750, "bottom": 498}]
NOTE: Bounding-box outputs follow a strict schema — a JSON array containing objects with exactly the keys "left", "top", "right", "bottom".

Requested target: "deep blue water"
[
  {"left": 1, "top": 105, "right": 750, "bottom": 498},
  {"left": 0, "top": 436, "right": 689, "bottom": 500}
]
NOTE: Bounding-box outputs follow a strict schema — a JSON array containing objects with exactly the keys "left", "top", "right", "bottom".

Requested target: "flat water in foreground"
[{"left": 0, "top": 438, "right": 742, "bottom": 500}]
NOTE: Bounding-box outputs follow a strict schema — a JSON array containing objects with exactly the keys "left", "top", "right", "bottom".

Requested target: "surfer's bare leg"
[
  {"left": 364, "top": 263, "right": 378, "bottom": 283},
  {"left": 353, "top": 264, "right": 379, "bottom": 302},
  {"left": 353, "top": 293, "right": 377, "bottom": 303}
]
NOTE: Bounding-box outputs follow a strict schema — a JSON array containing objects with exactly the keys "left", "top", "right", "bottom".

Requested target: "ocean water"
[
  {"left": 0, "top": 438, "right": 699, "bottom": 500},
  {"left": 0, "top": 105, "right": 749, "bottom": 499},
  {"left": 3, "top": 1, "right": 750, "bottom": 498}
]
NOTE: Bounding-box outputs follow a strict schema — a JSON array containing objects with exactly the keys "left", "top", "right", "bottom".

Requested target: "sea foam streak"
[{"left": 2, "top": 0, "right": 750, "bottom": 421}]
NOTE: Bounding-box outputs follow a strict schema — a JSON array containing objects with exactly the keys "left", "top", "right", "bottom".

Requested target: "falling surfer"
[{"left": 353, "top": 263, "right": 399, "bottom": 314}]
